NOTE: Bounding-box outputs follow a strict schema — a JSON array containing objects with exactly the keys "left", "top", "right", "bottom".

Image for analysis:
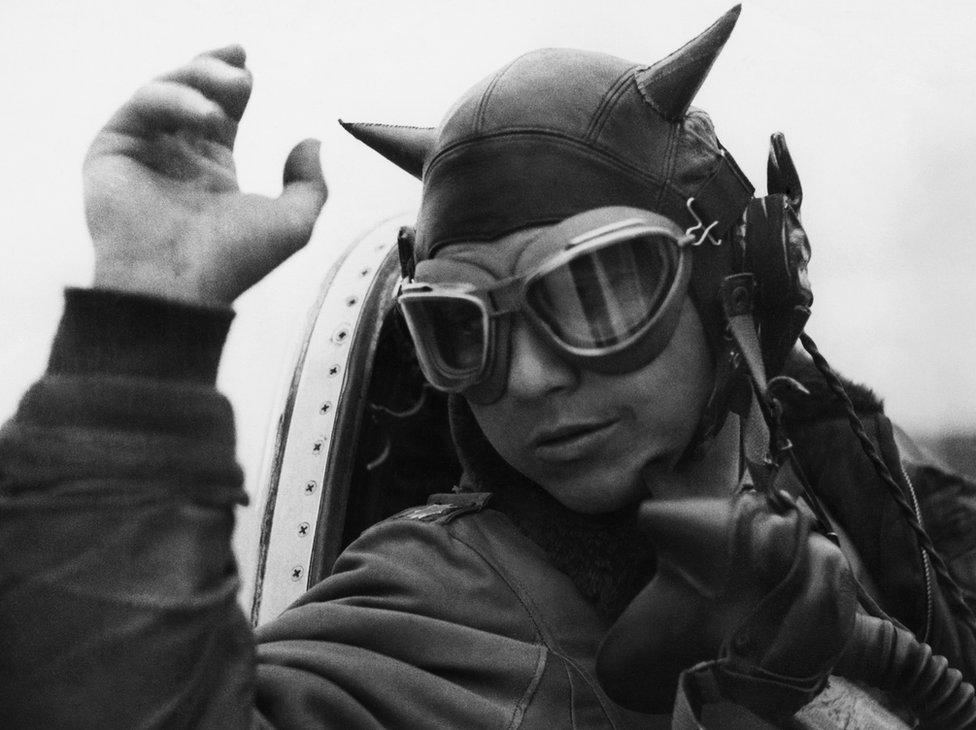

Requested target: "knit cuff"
[{"left": 47, "top": 288, "right": 235, "bottom": 384}]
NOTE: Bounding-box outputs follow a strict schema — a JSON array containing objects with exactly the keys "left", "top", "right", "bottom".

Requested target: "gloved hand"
[
  {"left": 85, "top": 46, "right": 328, "bottom": 305},
  {"left": 596, "top": 488, "right": 858, "bottom": 724}
]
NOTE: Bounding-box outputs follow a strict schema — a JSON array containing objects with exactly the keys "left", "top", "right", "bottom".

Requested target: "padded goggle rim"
[{"left": 398, "top": 217, "right": 693, "bottom": 403}]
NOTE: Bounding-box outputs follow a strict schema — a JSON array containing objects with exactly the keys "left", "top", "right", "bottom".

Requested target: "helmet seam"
[{"left": 584, "top": 67, "right": 639, "bottom": 143}]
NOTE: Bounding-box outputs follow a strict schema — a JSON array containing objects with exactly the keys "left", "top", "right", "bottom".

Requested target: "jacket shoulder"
[{"left": 386, "top": 491, "right": 493, "bottom": 526}]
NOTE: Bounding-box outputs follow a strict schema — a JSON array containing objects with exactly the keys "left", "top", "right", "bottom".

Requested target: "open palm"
[{"left": 85, "top": 46, "right": 327, "bottom": 305}]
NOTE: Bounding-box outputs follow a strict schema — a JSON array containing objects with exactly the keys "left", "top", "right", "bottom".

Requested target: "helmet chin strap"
[
  {"left": 675, "top": 322, "right": 751, "bottom": 467},
  {"left": 717, "top": 274, "right": 839, "bottom": 540}
]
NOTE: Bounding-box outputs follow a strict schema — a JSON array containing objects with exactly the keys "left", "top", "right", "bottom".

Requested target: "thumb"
[{"left": 274, "top": 138, "right": 328, "bottom": 247}]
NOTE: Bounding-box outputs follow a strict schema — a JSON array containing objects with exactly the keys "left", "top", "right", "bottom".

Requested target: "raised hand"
[{"left": 84, "top": 45, "right": 328, "bottom": 305}]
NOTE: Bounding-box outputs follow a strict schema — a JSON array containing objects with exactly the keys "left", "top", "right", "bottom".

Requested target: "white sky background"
[{"left": 2, "top": 1, "right": 975, "bottom": 587}]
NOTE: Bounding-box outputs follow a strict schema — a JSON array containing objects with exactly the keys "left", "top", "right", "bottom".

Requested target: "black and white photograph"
[{"left": 1, "top": 1, "right": 974, "bottom": 727}]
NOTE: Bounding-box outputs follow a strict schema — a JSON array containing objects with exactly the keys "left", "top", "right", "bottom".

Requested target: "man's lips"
[{"left": 531, "top": 419, "right": 619, "bottom": 460}]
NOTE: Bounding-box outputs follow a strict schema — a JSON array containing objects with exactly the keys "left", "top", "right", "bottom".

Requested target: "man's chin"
[{"left": 540, "top": 475, "right": 647, "bottom": 515}]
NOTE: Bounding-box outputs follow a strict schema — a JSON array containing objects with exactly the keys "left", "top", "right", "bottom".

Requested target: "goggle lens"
[
  {"left": 526, "top": 233, "right": 676, "bottom": 349},
  {"left": 400, "top": 294, "right": 486, "bottom": 376}
]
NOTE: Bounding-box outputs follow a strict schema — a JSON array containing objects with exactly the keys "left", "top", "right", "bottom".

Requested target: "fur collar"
[{"left": 778, "top": 349, "right": 884, "bottom": 421}]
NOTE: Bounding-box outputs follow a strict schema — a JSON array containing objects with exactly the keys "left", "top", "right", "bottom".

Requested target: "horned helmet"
[{"left": 342, "top": 5, "right": 812, "bottom": 447}]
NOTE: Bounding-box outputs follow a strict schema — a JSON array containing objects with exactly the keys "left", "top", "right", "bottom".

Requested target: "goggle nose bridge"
[{"left": 483, "top": 278, "right": 525, "bottom": 317}]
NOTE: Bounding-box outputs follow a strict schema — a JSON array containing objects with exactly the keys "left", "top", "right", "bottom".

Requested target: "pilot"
[{"left": 1, "top": 6, "right": 974, "bottom": 728}]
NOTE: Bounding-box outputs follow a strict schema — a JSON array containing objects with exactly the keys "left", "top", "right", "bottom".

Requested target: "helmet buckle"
[{"left": 685, "top": 198, "right": 722, "bottom": 247}]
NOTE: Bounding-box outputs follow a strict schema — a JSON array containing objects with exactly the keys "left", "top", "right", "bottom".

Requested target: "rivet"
[
  {"left": 298, "top": 522, "right": 310, "bottom": 537},
  {"left": 291, "top": 566, "right": 304, "bottom": 582},
  {"left": 304, "top": 480, "right": 317, "bottom": 495},
  {"left": 320, "top": 402, "right": 332, "bottom": 415}
]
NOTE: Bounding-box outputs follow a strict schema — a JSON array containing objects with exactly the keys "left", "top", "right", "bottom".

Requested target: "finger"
[
  {"left": 272, "top": 139, "right": 329, "bottom": 249},
  {"left": 102, "top": 79, "right": 236, "bottom": 143},
  {"left": 159, "top": 54, "right": 253, "bottom": 123},
  {"left": 199, "top": 44, "right": 247, "bottom": 69}
]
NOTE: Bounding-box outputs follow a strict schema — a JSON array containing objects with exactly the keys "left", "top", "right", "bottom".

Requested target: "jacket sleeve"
[
  {"left": 0, "top": 288, "right": 258, "bottom": 728},
  {"left": 253, "top": 519, "right": 550, "bottom": 728},
  {"left": 0, "top": 289, "right": 548, "bottom": 729},
  {"left": 895, "top": 425, "right": 976, "bottom": 680}
]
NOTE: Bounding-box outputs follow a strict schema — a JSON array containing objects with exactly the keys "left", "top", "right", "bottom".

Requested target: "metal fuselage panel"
[{"left": 251, "top": 215, "right": 410, "bottom": 626}]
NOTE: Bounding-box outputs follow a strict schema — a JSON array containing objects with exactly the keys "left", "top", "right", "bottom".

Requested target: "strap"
[
  {"left": 691, "top": 150, "right": 755, "bottom": 242},
  {"left": 671, "top": 662, "right": 723, "bottom": 729},
  {"left": 720, "top": 274, "right": 768, "bottom": 398}
]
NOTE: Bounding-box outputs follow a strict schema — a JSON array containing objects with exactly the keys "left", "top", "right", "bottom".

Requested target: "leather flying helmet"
[{"left": 341, "top": 6, "right": 812, "bottom": 442}]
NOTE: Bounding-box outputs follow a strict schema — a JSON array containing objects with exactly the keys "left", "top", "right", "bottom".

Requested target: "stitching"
[
  {"left": 553, "top": 649, "right": 626, "bottom": 727},
  {"left": 506, "top": 645, "right": 548, "bottom": 729},
  {"left": 634, "top": 37, "right": 710, "bottom": 107},
  {"left": 343, "top": 122, "right": 436, "bottom": 132},
  {"left": 445, "top": 520, "right": 552, "bottom": 644},
  {"left": 584, "top": 68, "right": 635, "bottom": 142},
  {"left": 656, "top": 123, "right": 678, "bottom": 213},
  {"left": 477, "top": 56, "right": 522, "bottom": 133},
  {"left": 446, "top": 516, "right": 625, "bottom": 727},
  {"left": 634, "top": 67, "right": 665, "bottom": 117},
  {"left": 566, "top": 660, "right": 577, "bottom": 729},
  {"left": 425, "top": 129, "right": 668, "bottom": 188},
  {"left": 425, "top": 517, "right": 564, "bottom": 720}
]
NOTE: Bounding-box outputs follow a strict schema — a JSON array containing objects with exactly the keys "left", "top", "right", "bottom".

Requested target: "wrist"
[
  {"left": 49, "top": 287, "right": 234, "bottom": 384},
  {"left": 92, "top": 257, "right": 234, "bottom": 307}
]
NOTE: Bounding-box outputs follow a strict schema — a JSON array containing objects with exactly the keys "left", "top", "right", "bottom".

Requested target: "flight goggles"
[{"left": 397, "top": 207, "right": 696, "bottom": 404}]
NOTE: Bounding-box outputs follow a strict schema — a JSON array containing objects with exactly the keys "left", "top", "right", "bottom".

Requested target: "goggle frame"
[{"left": 397, "top": 212, "right": 695, "bottom": 404}]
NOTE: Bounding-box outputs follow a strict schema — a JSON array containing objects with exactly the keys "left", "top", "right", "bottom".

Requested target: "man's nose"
[{"left": 506, "top": 319, "right": 580, "bottom": 399}]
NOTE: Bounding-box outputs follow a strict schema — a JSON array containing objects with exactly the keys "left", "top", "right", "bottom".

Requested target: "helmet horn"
[
  {"left": 338, "top": 121, "right": 436, "bottom": 180},
  {"left": 635, "top": 5, "right": 741, "bottom": 122}
]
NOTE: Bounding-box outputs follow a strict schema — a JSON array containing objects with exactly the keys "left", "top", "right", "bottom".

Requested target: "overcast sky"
[{"left": 2, "top": 2, "right": 975, "bottom": 565}]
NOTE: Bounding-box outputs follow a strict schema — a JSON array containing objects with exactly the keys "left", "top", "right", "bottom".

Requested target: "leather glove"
[{"left": 596, "top": 488, "right": 857, "bottom": 725}]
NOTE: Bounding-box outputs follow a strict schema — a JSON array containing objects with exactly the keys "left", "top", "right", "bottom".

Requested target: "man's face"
[{"left": 423, "top": 227, "right": 714, "bottom": 514}]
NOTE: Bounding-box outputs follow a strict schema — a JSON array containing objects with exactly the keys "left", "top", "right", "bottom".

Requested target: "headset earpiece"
[
  {"left": 767, "top": 132, "right": 803, "bottom": 212},
  {"left": 735, "top": 134, "right": 813, "bottom": 377}
]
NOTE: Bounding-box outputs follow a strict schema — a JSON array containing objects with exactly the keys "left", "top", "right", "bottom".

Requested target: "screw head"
[
  {"left": 298, "top": 522, "right": 310, "bottom": 537},
  {"left": 291, "top": 566, "right": 304, "bottom": 582},
  {"left": 304, "top": 480, "right": 317, "bottom": 495},
  {"left": 320, "top": 401, "right": 332, "bottom": 415}
]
